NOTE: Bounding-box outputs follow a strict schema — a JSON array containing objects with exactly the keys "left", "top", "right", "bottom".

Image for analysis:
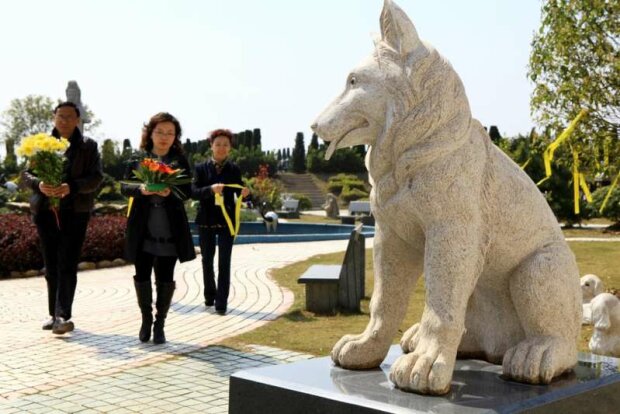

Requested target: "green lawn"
[{"left": 220, "top": 241, "right": 620, "bottom": 356}]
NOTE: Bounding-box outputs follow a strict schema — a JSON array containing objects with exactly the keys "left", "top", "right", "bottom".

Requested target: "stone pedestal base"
[{"left": 230, "top": 345, "right": 620, "bottom": 414}]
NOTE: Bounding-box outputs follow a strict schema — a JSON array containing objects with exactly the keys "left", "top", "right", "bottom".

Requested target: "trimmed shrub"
[
  {"left": 0, "top": 214, "right": 42, "bottom": 276},
  {"left": 291, "top": 193, "right": 312, "bottom": 210},
  {"left": 342, "top": 179, "right": 366, "bottom": 192},
  {"left": 0, "top": 214, "right": 127, "bottom": 277},
  {"left": 341, "top": 186, "right": 369, "bottom": 203},
  {"left": 327, "top": 181, "right": 344, "bottom": 195},
  {"left": 80, "top": 216, "right": 127, "bottom": 262}
]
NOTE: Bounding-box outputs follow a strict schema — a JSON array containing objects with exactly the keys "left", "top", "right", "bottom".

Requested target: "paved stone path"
[{"left": 0, "top": 240, "right": 352, "bottom": 413}]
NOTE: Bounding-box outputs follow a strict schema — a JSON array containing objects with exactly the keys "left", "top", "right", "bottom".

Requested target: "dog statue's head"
[
  {"left": 591, "top": 293, "right": 620, "bottom": 332},
  {"left": 312, "top": 0, "right": 471, "bottom": 163},
  {"left": 581, "top": 274, "right": 605, "bottom": 304}
]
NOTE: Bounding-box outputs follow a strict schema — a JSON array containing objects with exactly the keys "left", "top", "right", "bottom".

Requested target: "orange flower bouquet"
[{"left": 130, "top": 158, "right": 191, "bottom": 198}]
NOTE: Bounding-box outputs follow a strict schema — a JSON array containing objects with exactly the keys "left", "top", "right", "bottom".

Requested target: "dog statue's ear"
[
  {"left": 380, "top": 0, "right": 421, "bottom": 57},
  {"left": 593, "top": 305, "right": 611, "bottom": 330}
]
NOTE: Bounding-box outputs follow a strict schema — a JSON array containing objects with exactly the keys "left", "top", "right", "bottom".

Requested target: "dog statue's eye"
[
  {"left": 349, "top": 76, "right": 357, "bottom": 86},
  {"left": 585, "top": 282, "right": 590, "bottom": 286}
]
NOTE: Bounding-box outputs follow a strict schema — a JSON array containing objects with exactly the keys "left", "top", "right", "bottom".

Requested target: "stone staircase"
[{"left": 278, "top": 173, "right": 325, "bottom": 209}]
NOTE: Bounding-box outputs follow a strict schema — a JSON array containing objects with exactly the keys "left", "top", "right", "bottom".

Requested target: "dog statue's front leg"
[
  {"left": 390, "top": 225, "right": 483, "bottom": 395},
  {"left": 332, "top": 224, "right": 424, "bottom": 369}
]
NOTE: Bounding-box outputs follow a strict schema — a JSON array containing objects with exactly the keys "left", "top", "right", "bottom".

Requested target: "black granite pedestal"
[{"left": 229, "top": 345, "right": 620, "bottom": 414}]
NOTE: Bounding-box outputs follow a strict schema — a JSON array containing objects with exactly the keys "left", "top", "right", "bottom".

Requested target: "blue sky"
[{"left": 0, "top": 0, "right": 541, "bottom": 151}]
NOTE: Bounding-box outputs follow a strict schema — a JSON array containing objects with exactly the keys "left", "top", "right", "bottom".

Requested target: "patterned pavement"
[{"left": 0, "top": 240, "right": 352, "bottom": 413}]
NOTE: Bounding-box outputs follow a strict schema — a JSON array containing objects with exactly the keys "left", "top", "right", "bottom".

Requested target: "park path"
[{"left": 0, "top": 239, "right": 352, "bottom": 413}]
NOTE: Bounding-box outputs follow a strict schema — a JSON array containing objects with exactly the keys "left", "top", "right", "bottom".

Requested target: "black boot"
[
  {"left": 153, "top": 281, "right": 175, "bottom": 344},
  {"left": 134, "top": 278, "right": 153, "bottom": 342}
]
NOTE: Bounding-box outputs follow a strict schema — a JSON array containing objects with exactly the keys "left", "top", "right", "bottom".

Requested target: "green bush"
[
  {"left": 327, "top": 181, "right": 344, "bottom": 195},
  {"left": 0, "top": 188, "right": 9, "bottom": 207},
  {"left": 292, "top": 193, "right": 312, "bottom": 210},
  {"left": 327, "top": 174, "right": 366, "bottom": 196},
  {"left": 342, "top": 179, "right": 366, "bottom": 192},
  {"left": 240, "top": 209, "right": 260, "bottom": 222},
  {"left": 328, "top": 173, "right": 358, "bottom": 183},
  {"left": 341, "top": 186, "right": 369, "bottom": 203},
  {"left": 587, "top": 184, "right": 620, "bottom": 225}
]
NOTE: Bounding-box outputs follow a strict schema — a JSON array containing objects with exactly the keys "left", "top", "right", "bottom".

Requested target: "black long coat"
[
  {"left": 191, "top": 160, "right": 243, "bottom": 228},
  {"left": 121, "top": 150, "right": 196, "bottom": 263}
]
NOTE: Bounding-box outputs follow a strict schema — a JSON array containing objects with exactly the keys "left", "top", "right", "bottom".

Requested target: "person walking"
[
  {"left": 192, "top": 129, "right": 249, "bottom": 315},
  {"left": 21, "top": 101, "right": 103, "bottom": 335},
  {"left": 121, "top": 112, "right": 195, "bottom": 344}
]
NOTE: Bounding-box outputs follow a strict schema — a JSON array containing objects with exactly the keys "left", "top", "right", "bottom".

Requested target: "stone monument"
[
  {"left": 311, "top": 0, "right": 581, "bottom": 395},
  {"left": 322, "top": 193, "right": 340, "bottom": 219},
  {"left": 65, "top": 80, "right": 90, "bottom": 132}
]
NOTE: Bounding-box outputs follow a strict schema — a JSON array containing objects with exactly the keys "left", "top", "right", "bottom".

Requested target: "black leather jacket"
[
  {"left": 120, "top": 150, "right": 196, "bottom": 263},
  {"left": 21, "top": 128, "right": 103, "bottom": 215}
]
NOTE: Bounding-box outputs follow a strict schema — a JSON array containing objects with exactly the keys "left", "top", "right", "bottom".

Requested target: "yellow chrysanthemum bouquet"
[{"left": 17, "top": 133, "right": 70, "bottom": 211}]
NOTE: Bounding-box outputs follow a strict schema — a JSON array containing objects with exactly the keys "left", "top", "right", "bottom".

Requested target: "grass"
[{"left": 220, "top": 241, "right": 620, "bottom": 356}]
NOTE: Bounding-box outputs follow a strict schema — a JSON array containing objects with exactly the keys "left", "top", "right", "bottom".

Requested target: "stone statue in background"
[
  {"left": 312, "top": 0, "right": 581, "bottom": 395},
  {"left": 581, "top": 274, "right": 605, "bottom": 325},
  {"left": 589, "top": 293, "right": 620, "bottom": 357},
  {"left": 323, "top": 193, "right": 340, "bottom": 219},
  {"left": 65, "top": 80, "right": 90, "bottom": 132}
]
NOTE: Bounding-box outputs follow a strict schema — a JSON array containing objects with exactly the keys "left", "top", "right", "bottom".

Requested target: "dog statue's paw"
[
  {"left": 400, "top": 323, "right": 420, "bottom": 353},
  {"left": 502, "top": 336, "right": 576, "bottom": 384},
  {"left": 331, "top": 333, "right": 389, "bottom": 369},
  {"left": 389, "top": 345, "right": 455, "bottom": 395}
]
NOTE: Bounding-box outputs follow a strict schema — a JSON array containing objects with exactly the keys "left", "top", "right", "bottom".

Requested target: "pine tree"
[
  {"left": 309, "top": 133, "right": 319, "bottom": 151},
  {"left": 292, "top": 132, "right": 306, "bottom": 173},
  {"left": 253, "top": 128, "right": 262, "bottom": 148}
]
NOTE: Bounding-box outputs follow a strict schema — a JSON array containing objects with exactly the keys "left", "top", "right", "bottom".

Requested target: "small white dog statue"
[
  {"left": 589, "top": 293, "right": 620, "bottom": 357},
  {"left": 581, "top": 274, "right": 605, "bottom": 325}
]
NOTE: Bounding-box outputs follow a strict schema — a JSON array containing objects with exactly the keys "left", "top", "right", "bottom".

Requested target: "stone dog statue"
[
  {"left": 311, "top": 0, "right": 581, "bottom": 395},
  {"left": 588, "top": 293, "right": 620, "bottom": 357},
  {"left": 581, "top": 274, "right": 605, "bottom": 325}
]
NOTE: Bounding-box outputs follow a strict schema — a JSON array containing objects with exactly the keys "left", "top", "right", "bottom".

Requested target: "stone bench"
[
  {"left": 298, "top": 225, "right": 366, "bottom": 314},
  {"left": 340, "top": 201, "right": 373, "bottom": 225},
  {"left": 276, "top": 199, "right": 300, "bottom": 219}
]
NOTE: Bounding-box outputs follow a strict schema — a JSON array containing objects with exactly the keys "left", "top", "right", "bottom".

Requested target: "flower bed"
[{"left": 0, "top": 214, "right": 127, "bottom": 277}]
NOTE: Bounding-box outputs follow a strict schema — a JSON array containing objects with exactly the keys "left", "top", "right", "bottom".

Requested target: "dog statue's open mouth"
[{"left": 325, "top": 120, "right": 370, "bottom": 160}]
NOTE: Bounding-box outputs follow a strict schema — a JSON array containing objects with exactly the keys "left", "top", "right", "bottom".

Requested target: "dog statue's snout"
[{"left": 310, "top": 122, "right": 318, "bottom": 132}]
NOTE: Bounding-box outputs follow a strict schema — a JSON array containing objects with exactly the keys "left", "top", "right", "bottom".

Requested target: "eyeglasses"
[
  {"left": 153, "top": 130, "right": 175, "bottom": 137},
  {"left": 55, "top": 114, "right": 77, "bottom": 121}
]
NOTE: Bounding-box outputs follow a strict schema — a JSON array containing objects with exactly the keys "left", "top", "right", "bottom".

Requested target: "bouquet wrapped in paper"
[
  {"left": 130, "top": 158, "right": 191, "bottom": 198},
  {"left": 17, "top": 133, "right": 70, "bottom": 210}
]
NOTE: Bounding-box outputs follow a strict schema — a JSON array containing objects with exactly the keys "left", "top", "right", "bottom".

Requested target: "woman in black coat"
[
  {"left": 121, "top": 112, "right": 195, "bottom": 344},
  {"left": 192, "top": 129, "right": 249, "bottom": 315}
]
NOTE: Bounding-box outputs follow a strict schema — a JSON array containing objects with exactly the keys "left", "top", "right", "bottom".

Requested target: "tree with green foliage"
[
  {"left": 309, "top": 133, "right": 319, "bottom": 151},
  {"left": 528, "top": 0, "right": 619, "bottom": 180},
  {"left": 1, "top": 95, "right": 55, "bottom": 173},
  {"left": 488, "top": 126, "right": 502, "bottom": 146},
  {"left": 122, "top": 138, "right": 133, "bottom": 155},
  {"left": 291, "top": 132, "right": 306, "bottom": 173},
  {"left": 588, "top": 185, "right": 620, "bottom": 228},
  {"left": 253, "top": 128, "right": 262, "bottom": 148}
]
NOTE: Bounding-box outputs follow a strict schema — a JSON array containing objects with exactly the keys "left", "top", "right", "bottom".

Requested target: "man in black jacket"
[{"left": 21, "top": 102, "right": 103, "bottom": 335}]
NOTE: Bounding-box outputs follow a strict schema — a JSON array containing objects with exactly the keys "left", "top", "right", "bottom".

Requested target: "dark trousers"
[
  {"left": 199, "top": 227, "right": 234, "bottom": 310},
  {"left": 35, "top": 209, "right": 90, "bottom": 320},
  {"left": 134, "top": 250, "right": 177, "bottom": 283}
]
